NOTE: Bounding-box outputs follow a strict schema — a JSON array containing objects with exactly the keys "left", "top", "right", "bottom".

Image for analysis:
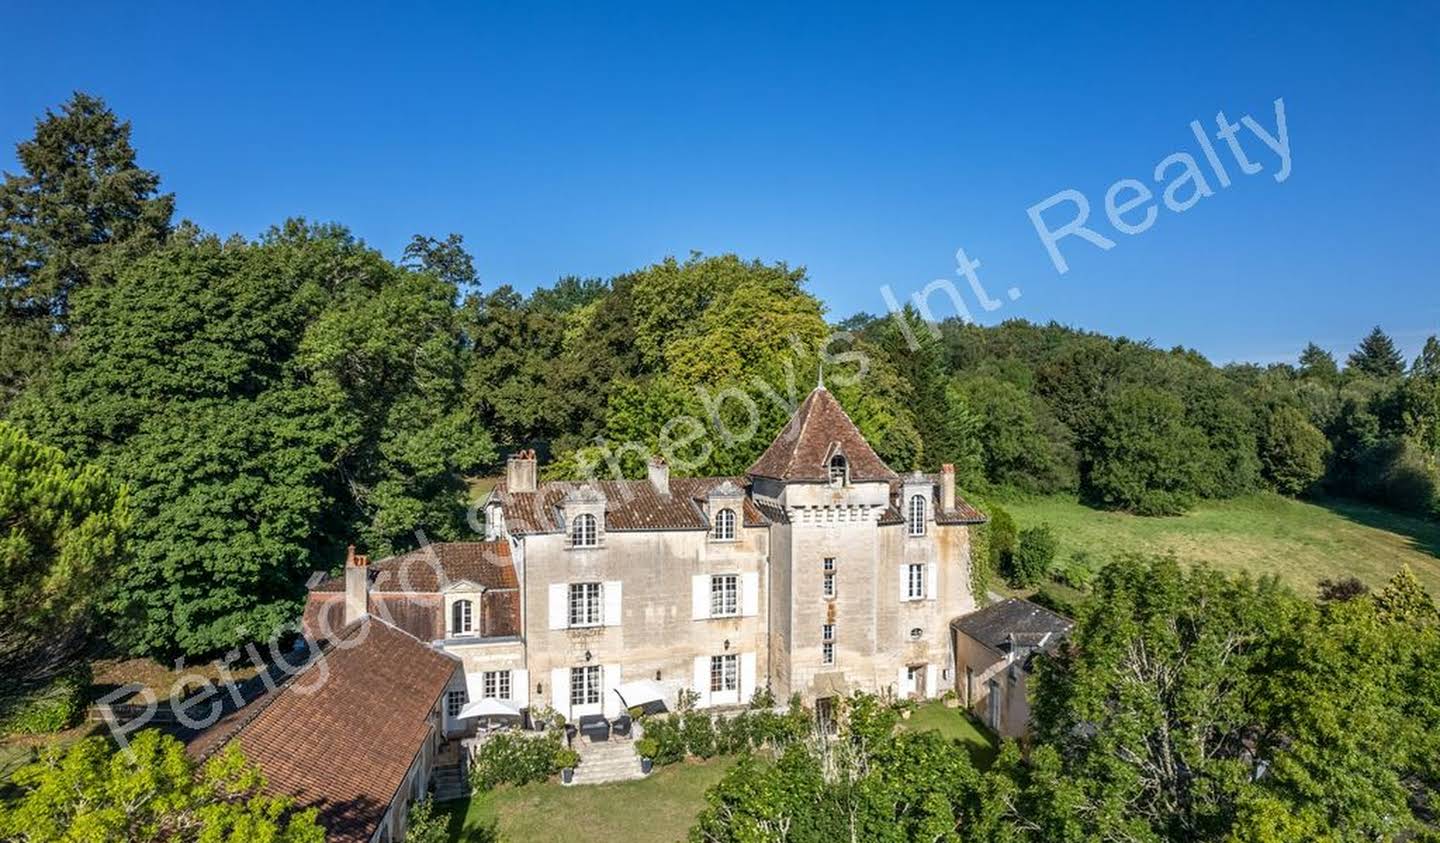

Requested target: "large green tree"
[
  {"left": 1083, "top": 386, "right": 1206, "bottom": 515},
  {"left": 0, "top": 730, "right": 324, "bottom": 842},
  {"left": 1259, "top": 405, "right": 1329, "bottom": 495},
  {"left": 1347, "top": 326, "right": 1405, "bottom": 379},
  {"left": 10, "top": 221, "right": 490, "bottom": 655}
]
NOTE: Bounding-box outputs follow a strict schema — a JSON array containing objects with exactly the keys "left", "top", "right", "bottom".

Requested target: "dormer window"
[
  {"left": 713, "top": 508, "right": 736, "bottom": 541},
  {"left": 908, "top": 494, "right": 926, "bottom": 536},
  {"left": 828, "top": 454, "right": 848, "bottom": 486},
  {"left": 572, "top": 513, "right": 598, "bottom": 547},
  {"left": 451, "top": 599, "right": 474, "bottom": 635}
]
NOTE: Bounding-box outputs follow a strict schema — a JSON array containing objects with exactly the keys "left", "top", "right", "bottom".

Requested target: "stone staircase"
[
  {"left": 570, "top": 738, "right": 647, "bottom": 785},
  {"left": 432, "top": 763, "right": 469, "bottom": 801}
]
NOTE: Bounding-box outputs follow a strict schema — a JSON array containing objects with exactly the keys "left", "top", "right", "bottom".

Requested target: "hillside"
[{"left": 998, "top": 492, "right": 1440, "bottom": 598}]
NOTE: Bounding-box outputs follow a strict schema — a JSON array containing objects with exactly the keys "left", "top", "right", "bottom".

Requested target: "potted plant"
[
  {"left": 941, "top": 689, "right": 960, "bottom": 709},
  {"left": 635, "top": 737, "right": 658, "bottom": 774},
  {"left": 556, "top": 748, "right": 580, "bottom": 785}
]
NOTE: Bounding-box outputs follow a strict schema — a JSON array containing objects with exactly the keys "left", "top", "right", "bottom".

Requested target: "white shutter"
[
  {"left": 897, "top": 665, "right": 909, "bottom": 699},
  {"left": 549, "top": 584, "right": 568, "bottom": 630},
  {"left": 692, "top": 575, "right": 710, "bottom": 620},
  {"left": 926, "top": 563, "right": 938, "bottom": 601},
  {"left": 898, "top": 564, "right": 909, "bottom": 601},
  {"left": 741, "top": 572, "right": 759, "bottom": 617},
  {"left": 603, "top": 665, "right": 622, "bottom": 718},
  {"left": 464, "top": 671, "right": 484, "bottom": 702},
  {"left": 693, "top": 656, "right": 710, "bottom": 708},
  {"left": 740, "top": 652, "right": 757, "bottom": 704},
  {"left": 550, "top": 668, "right": 570, "bottom": 721},
  {"left": 604, "top": 581, "right": 623, "bottom": 627},
  {"left": 925, "top": 664, "right": 938, "bottom": 699},
  {"left": 512, "top": 669, "right": 530, "bottom": 708}
]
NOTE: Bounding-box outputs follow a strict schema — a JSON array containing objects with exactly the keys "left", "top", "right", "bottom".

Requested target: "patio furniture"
[
  {"left": 612, "top": 714, "right": 632, "bottom": 738},
  {"left": 578, "top": 713, "right": 610, "bottom": 742}
]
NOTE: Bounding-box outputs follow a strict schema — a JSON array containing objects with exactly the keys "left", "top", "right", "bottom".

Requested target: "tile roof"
[
  {"left": 490, "top": 476, "right": 770, "bottom": 535},
  {"left": 746, "top": 387, "right": 899, "bottom": 483},
  {"left": 191, "top": 619, "right": 460, "bottom": 843},
  {"left": 952, "top": 598, "right": 1073, "bottom": 663},
  {"left": 895, "top": 474, "right": 988, "bottom": 525},
  {"left": 310, "top": 541, "right": 518, "bottom": 593}
]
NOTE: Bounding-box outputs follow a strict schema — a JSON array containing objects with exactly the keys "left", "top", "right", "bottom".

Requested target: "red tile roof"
[
  {"left": 491, "top": 476, "right": 770, "bottom": 535},
  {"left": 310, "top": 541, "right": 517, "bottom": 593},
  {"left": 746, "top": 387, "right": 899, "bottom": 483},
  {"left": 191, "top": 619, "right": 460, "bottom": 843}
]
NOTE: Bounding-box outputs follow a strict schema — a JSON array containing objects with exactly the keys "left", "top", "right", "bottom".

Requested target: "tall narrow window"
[
  {"left": 710, "top": 574, "right": 739, "bottom": 617},
  {"left": 822, "top": 557, "right": 836, "bottom": 599},
  {"left": 570, "top": 665, "right": 601, "bottom": 706},
  {"left": 713, "top": 508, "right": 736, "bottom": 541},
  {"left": 906, "top": 563, "right": 925, "bottom": 600},
  {"left": 908, "top": 494, "right": 926, "bottom": 536},
  {"left": 821, "top": 623, "right": 835, "bottom": 665},
  {"left": 451, "top": 599, "right": 473, "bottom": 635},
  {"left": 568, "top": 582, "right": 603, "bottom": 626},
  {"left": 710, "top": 654, "right": 738, "bottom": 692},
  {"left": 828, "top": 454, "right": 848, "bottom": 486},
  {"left": 572, "top": 513, "right": 598, "bottom": 547}
]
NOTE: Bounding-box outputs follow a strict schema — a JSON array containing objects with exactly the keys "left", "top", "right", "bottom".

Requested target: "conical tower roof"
[{"left": 747, "top": 387, "right": 898, "bottom": 483}]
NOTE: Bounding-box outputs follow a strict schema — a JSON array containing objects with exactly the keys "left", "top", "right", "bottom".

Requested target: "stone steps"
[
  {"left": 570, "top": 739, "right": 647, "bottom": 785},
  {"left": 432, "top": 764, "right": 469, "bottom": 801}
]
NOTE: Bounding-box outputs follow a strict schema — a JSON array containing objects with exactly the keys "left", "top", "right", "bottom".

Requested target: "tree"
[
  {"left": 1347, "top": 327, "right": 1405, "bottom": 379},
  {"left": 1411, "top": 335, "right": 1440, "bottom": 382},
  {"left": 10, "top": 221, "right": 491, "bottom": 656},
  {"left": 1298, "top": 342, "right": 1339, "bottom": 383},
  {"left": 0, "top": 422, "right": 129, "bottom": 729},
  {"left": 0, "top": 730, "right": 324, "bottom": 842},
  {"left": 1259, "top": 405, "right": 1329, "bottom": 495},
  {"left": 1374, "top": 565, "right": 1439, "bottom": 624},
  {"left": 954, "top": 375, "right": 1072, "bottom": 492},
  {"left": 0, "top": 93, "right": 173, "bottom": 404},
  {"left": 1008, "top": 524, "right": 1057, "bottom": 587},
  {"left": 1084, "top": 386, "right": 1205, "bottom": 515},
  {"left": 402, "top": 232, "right": 477, "bottom": 289}
]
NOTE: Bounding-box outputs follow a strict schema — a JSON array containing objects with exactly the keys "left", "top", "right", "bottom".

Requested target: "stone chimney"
[
  {"left": 507, "top": 449, "right": 537, "bottom": 493},
  {"left": 647, "top": 456, "right": 670, "bottom": 495},
  {"left": 344, "top": 544, "right": 370, "bottom": 626},
  {"left": 940, "top": 463, "right": 956, "bottom": 512}
]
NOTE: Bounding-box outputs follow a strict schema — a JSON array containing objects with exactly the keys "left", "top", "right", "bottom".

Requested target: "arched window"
[
  {"left": 908, "top": 494, "right": 926, "bottom": 536},
  {"left": 451, "top": 599, "right": 473, "bottom": 635},
  {"left": 572, "top": 513, "right": 598, "bottom": 547},
  {"left": 828, "top": 454, "right": 848, "bottom": 486},
  {"left": 713, "top": 508, "right": 736, "bottom": 541}
]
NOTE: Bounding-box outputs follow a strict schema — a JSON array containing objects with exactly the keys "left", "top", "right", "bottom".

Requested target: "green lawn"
[
  {"left": 444, "top": 756, "right": 738, "bottom": 843},
  {"left": 901, "top": 701, "right": 999, "bottom": 769},
  {"left": 997, "top": 492, "right": 1440, "bottom": 597}
]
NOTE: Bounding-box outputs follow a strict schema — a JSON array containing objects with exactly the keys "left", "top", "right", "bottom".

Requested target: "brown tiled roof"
[
  {"left": 747, "top": 387, "right": 899, "bottom": 483},
  {"left": 311, "top": 541, "right": 518, "bottom": 593},
  {"left": 882, "top": 475, "right": 987, "bottom": 526},
  {"left": 491, "top": 477, "right": 770, "bottom": 535},
  {"left": 192, "top": 619, "right": 460, "bottom": 843}
]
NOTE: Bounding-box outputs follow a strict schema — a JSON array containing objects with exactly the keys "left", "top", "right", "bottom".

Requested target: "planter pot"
[
  {"left": 900, "top": 709, "right": 912, "bottom": 720},
  {"left": 641, "top": 758, "right": 653, "bottom": 775},
  {"left": 561, "top": 767, "right": 575, "bottom": 785},
  {"left": 943, "top": 698, "right": 960, "bottom": 709}
]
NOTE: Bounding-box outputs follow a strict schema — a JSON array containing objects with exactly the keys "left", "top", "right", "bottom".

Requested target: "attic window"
[
  {"left": 828, "top": 454, "right": 848, "bottom": 486},
  {"left": 713, "top": 508, "right": 736, "bottom": 541},
  {"left": 572, "top": 513, "right": 598, "bottom": 547},
  {"left": 908, "top": 495, "right": 926, "bottom": 536}
]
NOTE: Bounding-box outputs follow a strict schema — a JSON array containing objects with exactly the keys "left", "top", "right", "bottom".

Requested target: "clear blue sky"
[{"left": 4, "top": 1, "right": 1436, "bottom": 364}]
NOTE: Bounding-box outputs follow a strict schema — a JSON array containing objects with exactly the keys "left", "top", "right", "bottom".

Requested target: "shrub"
[
  {"left": 682, "top": 711, "right": 718, "bottom": 758},
  {"left": 468, "top": 731, "right": 567, "bottom": 791},
  {"left": 1051, "top": 549, "right": 1100, "bottom": 591},
  {"left": 634, "top": 737, "right": 659, "bottom": 760},
  {"left": 405, "top": 798, "right": 449, "bottom": 843},
  {"left": 1008, "top": 524, "right": 1058, "bottom": 587},
  {"left": 2, "top": 665, "right": 91, "bottom": 735},
  {"left": 640, "top": 716, "right": 686, "bottom": 766}
]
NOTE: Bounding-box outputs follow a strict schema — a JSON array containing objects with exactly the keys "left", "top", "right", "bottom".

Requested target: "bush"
[
  {"left": 1007, "top": 524, "right": 1058, "bottom": 587},
  {"left": 634, "top": 737, "right": 659, "bottom": 760},
  {"left": 682, "top": 710, "right": 718, "bottom": 758},
  {"left": 988, "top": 506, "right": 1018, "bottom": 580},
  {"left": 2, "top": 665, "right": 91, "bottom": 735},
  {"left": 1051, "top": 549, "right": 1100, "bottom": 591},
  {"left": 468, "top": 731, "right": 567, "bottom": 791},
  {"left": 1260, "top": 405, "right": 1329, "bottom": 495},
  {"left": 640, "top": 716, "right": 686, "bottom": 766},
  {"left": 405, "top": 798, "right": 449, "bottom": 843}
]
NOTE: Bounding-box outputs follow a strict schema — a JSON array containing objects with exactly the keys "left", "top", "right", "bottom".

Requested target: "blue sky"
[{"left": 3, "top": 1, "right": 1437, "bottom": 364}]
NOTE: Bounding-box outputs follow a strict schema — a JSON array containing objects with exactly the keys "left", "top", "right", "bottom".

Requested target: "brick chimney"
[
  {"left": 507, "top": 449, "right": 537, "bottom": 493},
  {"left": 344, "top": 544, "right": 370, "bottom": 626},
  {"left": 940, "top": 463, "right": 956, "bottom": 512},
  {"left": 647, "top": 456, "right": 670, "bottom": 495}
]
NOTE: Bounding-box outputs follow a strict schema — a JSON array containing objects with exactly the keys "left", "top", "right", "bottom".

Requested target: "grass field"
[
  {"left": 444, "top": 756, "right": 738, "bottom": 843},
  {"left": 997, "top": 492, "right": 1440, "bottom": 598},
  {"left": 901, "top": 701, "right": 999, "bottom": 769}
]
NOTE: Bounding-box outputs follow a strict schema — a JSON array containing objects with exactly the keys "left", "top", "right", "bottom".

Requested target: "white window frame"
[
  {"left": 483, "top": 670, "right": 511, "bottom": 700},
  {"left": 568, "top": 582, "right": 603, "bottom": 627},
  {"left": 906, "top": 562, "right": 926, "bottom": 600},
  {"left": 823, "top": 557, "right": 836, "bottom": 599},
  {"left": 710, "top": 574, "right": 739, "bottom": 617},
  {"left": 570, "top": 665, "right": 601, "bottom": 706},
  {"left": 712, "top": 508, "right": 736, "bottom": 541},
  {"left": 571, "top": 513, "right": 598, "bottom": 547},
  {"left": 451, "top": 599, "right": 474, "bottom": 635},
  {"left": 821, "top": 623, "right": 835, "bottom": 665},
  {"left": 710, "top": 654, "right": 739, "bottom": 693},
  {"left": 908, "top": 494, "right": 926, "bottom": 536},
  {"left": 445, "top": 689, "right": 465, "bottom": 719}
]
